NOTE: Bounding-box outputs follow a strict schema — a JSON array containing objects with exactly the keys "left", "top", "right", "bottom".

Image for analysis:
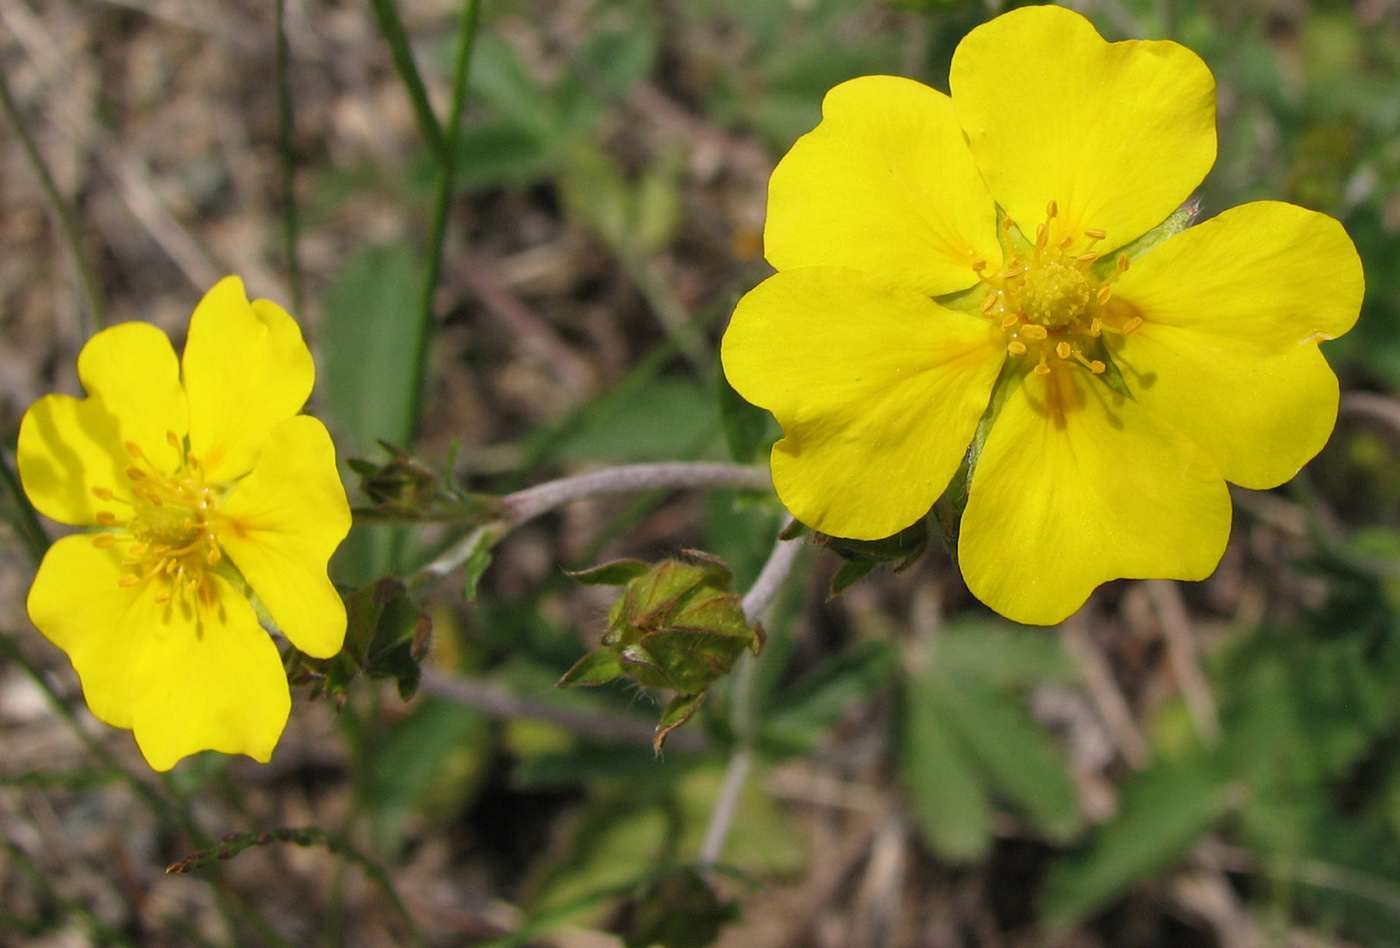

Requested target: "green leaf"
[
  {"left": 765, "top": 640, "right": 899, "bottom": 754},
  {"left": 612, "top": 866, "right": 738, "bottom": 948},
  {"left": 568, "top": 559, "right": 652, "bottom": 586},
  {"left": 1041, "top": 753, "right": 1234, "bottom": 924},
  {"left": 939, "top": 672, "right": 1081, "bottom": 842},
  {"left": 897, "top": 676, "right": 994, "bottom": 862},
  {"left": 654, "top": 693, "right": 706, "bottom": 753}
]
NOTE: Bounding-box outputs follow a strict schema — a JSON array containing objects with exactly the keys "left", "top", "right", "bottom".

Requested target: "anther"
[
  {"left": 981, "top": 294, "right": 998, "bottom": 315},
  {"left": 1096, "top": 286, "right": 1113, "bottom": 305},
  {"left": 1089, "top": 317, "right": 1102, "bottom": 336},
  {"left": 1072, "top": 352, "right": 1106, "bottom": 374},
  {"left": 153, "top": 590, "right": 171, "bottom": 604},
  {"left": 1033, "top": 360, "right": 1052, "bottom": 376},
  {"left": 118, "top": 574, "right": 140, "bottom": 588},
  {"left": 91, "top": 486, "right": 115, "bottom": 501},
  {"left": 1122, "top": 316, "right": 1143, "bottom": 334},
  {"left": 1084, "top": 228, "right": 1107, "bottom": 241},
  {"left": 1055, "top": 341, "right": 1072, "bottom": 360},
  {"left": 166, "top": 431, "right": 181, "bottom": 449},
  {"left": 1046, "top": 200, "right": 1059, "bottom": 219},
  {"left": 125, "top": 441, "right": 145, "bottom": 459},
  {"left": 1035, "top": 224, "right": 1049, "bottom": 251},
  {"left": 1059, "top": 235, "right": 1074, "bottom": 251},
  {"left": 1021, "top": 324, "right": 1049, "bottom": 340},
  {"left": 1002, "top": 217, "right": 1015, "bottom": 232},
  {"left": 92, "top": 533, "right": 115, "bottom": 549},
  {"left": 1007, "top": 341, "right": 1027, "bottom": 356},
  {"left": 1117, "top": 254, "right": 1130, "bottom": 272},
  {"left": 95, "top": 510, "right": 118, "bottom": 527},
  {"left": 1000, "top": 313, "right": 1019, "bottom": 328},
  {"left": 1076, "top": 252, "right": 1099, "bottom": 265},
  {"left": 971, "top": 259, "right": 987, "bottom": 272},
  {"left": 125, "top": 466, "right": 146, "bottom": 481}
]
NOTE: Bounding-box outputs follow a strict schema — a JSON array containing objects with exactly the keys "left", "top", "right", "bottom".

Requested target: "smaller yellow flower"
[{"left": 18, "top": 277, "right": 352, "bottom": 770}]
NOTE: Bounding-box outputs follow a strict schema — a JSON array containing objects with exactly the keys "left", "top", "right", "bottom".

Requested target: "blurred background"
[{"left": 3, "top": 0, "right": 1400, "bottom": 945}]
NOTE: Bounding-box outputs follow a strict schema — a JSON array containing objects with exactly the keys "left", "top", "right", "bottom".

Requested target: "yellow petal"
[
  {"left": 215, "top": 415, "right": 351, "bottom": 658},
  {"left": 27, "top": 535, "right": 148, "bottom": 728},
  {"left": 18, "top": 323, "right": 188, "bottom": 525},
  {"left": 959, "top": 367, "right": 1231, "bottom": 625},
  {"left": 950, "top": 5, "right": 1216, "bottom": 251},
  {"left": 722, "top": 268, "right": 1006, "bottom": 540},
  {"left": 764, "top": 75, "right": 1002, "bottom": 295},
  {"left": 1111, "top": 201, "right": 1363, "bottom": 488},
  {"left": 127, "top": 572, "right": 290, "bottom": 771},
  {"left": 184, "top": 276, "right": 315, "bottom": 483}
]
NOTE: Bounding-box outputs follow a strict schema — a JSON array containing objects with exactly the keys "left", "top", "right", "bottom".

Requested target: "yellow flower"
[
  {"left": 721, "top": 5, "right": 1364, "bottom": 625},
  {"left": 18, "top": 277, "right": 352, "bottom": 770}
]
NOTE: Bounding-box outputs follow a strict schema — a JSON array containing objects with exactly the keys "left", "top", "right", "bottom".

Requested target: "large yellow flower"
[
  {"left": 18, "top": 277, "right": 352, "bottom": 770},
  {"left": 721, "top": 5, "right": 1364, "bottom": 625}
]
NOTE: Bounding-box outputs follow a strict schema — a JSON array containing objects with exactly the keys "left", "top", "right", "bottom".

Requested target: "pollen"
[
  {"left": 94, "top": 437, "right": 226, "bottom": 606},
  {"left": 977, "top": 202, "right": 1122, "bottom": 385}
]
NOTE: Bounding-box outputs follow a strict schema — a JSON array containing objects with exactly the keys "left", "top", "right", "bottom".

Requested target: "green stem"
[
  {"left": 0, "top": 449, "right": 50, "bottom": 566},
  {"left": 408, "top": 0, "right": 482, "bottom": 438},
  {"left": 274, "top": 0, "right": 304, "bottom": 316},
  {"left": 0, "top": 64, "right": 105, "bottom": 336},
  {"left": 366, "top": 0, "right": 448, "bottom": 163}
]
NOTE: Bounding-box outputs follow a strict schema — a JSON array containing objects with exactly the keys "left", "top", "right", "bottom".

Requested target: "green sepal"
[
  {"left": 569, "top": 558, "right": 652, "bottom": 586},
  {"left": 815, "top": 519, "right": 929, "bottom": 596},
  {"left": 284, "top": 577, "right": 431, "bottom": 702},
  {"left": 560, "top": 551, "right": 764, "bottom": 749},
  {"left": 654, "top": 693, "right": 706, "bottom": 753},
  {"left": 558, "top": 649, "right": 627, "bottom": 687}
]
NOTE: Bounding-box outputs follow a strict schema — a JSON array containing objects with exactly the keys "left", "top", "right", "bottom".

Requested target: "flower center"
[
  {"left": 91, "top": 434, "right": 223, "bottom": 606},
  {"left": 974, "top": 201, "right": 1142, "bottom": 378}
]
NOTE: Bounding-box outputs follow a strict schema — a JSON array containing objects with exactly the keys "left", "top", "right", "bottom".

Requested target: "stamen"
[
  {"left": 1002, "top": 217, "right": 1015, "bottom": 233},
  {"left": 1007, "top": 341, "right": 1027, "bottom": 356},
  {"left": 153, "top": 590, "right": 171, "bottom": 604},
  {"left": 125, "top": 441, "right": 145, "bottom": 459},
  {"left": 166, "top": 431, "right": 181, "bottom": 449},
  {"left": 971, "top": 259, "right": 987, "bottom": 273},
  {"left": 1055, "top": 341, "right": 1072, "bottom": 360},
  {"left": 1096, "top": 286, "right": 1113, "bottom": 305},
  {"left": 95, "top": 510, "right": 118, "bottom": 527},
  {"left": 125, "top": 466, "right": 146, "bottom": 481},
  {"left": 118, "top": 574, "right": 140, "bottom": 588},
  {"left": 1084, "top": 228, "right": 1107, "bottom": 241},
  {"left": 1072, "top": 352, "right": 1107, "bottom": 374},
  {"left": 1122, "top": 316, "right": 1143, "bottom": 334},
  {"left": 1033, "top": 360, "right": 1051, "bottom": 376},
  {"left": 981, "top": 294, "right": 998, "bottom": 315},
  {"left": 1089, "top": 317, "right": 1102, "bottom": 336},
  {"left": 1035, "top": 224, "right": 1049, "bottom": 251},
  {"left": 92, "top": 533, "right": 115, "bottom": 549},
  {"left": 1001, "top": 313, "right": 1019, "bottom": 328},
  {"left": 1058, "top": 235, "right": 1074, "bottom": 251},
  {"left": 1021, "top": 324, "right": 1049, "bottom": 340},
  {"left": 1046, "top": 200, "right": 1059, "bottom": 219},
  {"left": 1076, "top": 252, "right": 1099, "bottom": 265},
  {"left": 1117, "top": 253, "right": 1130, "bottom": 272},
  {"left": 91, "top": 486, "right": 115, "bottom": 501}
]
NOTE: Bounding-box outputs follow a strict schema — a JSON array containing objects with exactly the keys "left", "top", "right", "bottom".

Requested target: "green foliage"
[{"left": 898, "top": 620, "right": 1081, "bottom": 862}]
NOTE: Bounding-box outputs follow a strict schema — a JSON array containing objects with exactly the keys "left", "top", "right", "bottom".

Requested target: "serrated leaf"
[
  {"left": 898, "top": 677, "right": 994, "bottom": 862},
  {"left": 1041, "top": 753, "right": 1234, "bottom": 923},
  {"left": 939, "top": 671, "right": 1081, "bottom": 842}
]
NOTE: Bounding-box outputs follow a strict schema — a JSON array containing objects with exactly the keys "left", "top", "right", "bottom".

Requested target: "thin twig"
[
  {"left": 699, "top": 528, "right": 802, "bottom": 866},
  {"left": 1145, "top": 579, "right": 1220, "bottom": 745},
  {"left": 503, "top": 462, "right": 772, "bottom": 526},
  {"left": 417, "top": 667, "right": 708, "bottom": 751},
  {"left": 0, "top": 63, "right": 105, "bottom": 335},
  {"left": 1061, "top": 614, "right": 1151, "bottom": 769}
]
